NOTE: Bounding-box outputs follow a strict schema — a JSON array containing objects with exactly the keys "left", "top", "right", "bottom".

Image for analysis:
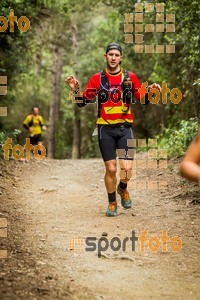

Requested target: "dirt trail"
[{"left": 0, "top": 158, "right": 199, "bottom": 299}]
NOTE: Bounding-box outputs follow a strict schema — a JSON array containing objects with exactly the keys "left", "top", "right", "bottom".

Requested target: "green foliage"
[
  {"left": 157, "top": 118, "right": 199, "bottom": 158},
  {"left": 0, "top": 128, "right": 21, "bottom": 158},
  {"left": 0, "top": 131, "right": 7, "bottom": 146},
  {"left": 0, "top": 0, "right": 199, "bottom": 159}
]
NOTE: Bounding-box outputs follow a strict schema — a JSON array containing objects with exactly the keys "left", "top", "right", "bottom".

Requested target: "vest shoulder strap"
[
  {"left": 100, "top": 69, "right": 129, "bottom": 89},
  {"left": 29, "top": 115, "right": 43, "bottom": 127},
  {"left": 123, "top": 69, "right": 129, "bottom": 80},
  {"left": 100, "top": 69, "right": 109, "bottom": 90}
]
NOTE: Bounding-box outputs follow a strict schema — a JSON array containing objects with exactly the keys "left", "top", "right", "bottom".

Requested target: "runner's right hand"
[
  {"left": 42, "top": 125, "right": 47, "bottom": 131},
  {"left": 65, "top": 75, "right": 79, "bottom": 90}
]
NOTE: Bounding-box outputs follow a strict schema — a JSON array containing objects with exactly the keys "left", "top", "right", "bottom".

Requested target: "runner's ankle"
[
  {"left": 108, "top": 191, "right": 116, "bottom": 203},
  {"left": 119, "top": 181, "right": 127, "bottom": 191}
]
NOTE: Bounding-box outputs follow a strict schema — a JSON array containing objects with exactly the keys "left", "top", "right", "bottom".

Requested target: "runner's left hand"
[{"left": 148, "top": 83, "right": 161, "bottom": 92}]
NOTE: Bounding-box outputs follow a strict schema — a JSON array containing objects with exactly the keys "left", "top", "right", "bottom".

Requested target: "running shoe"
[
  {"left": 106, "top": 201, "right": 117, "bottom": 217},
  {"left": 117, "top": 185, "right": 132, "bottom": 209}
]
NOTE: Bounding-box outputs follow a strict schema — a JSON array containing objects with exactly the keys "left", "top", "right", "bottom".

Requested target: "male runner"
[
  {"left": 65, "top": 43, "right": 161, "bottom": 217},
  {"left": 23, "top": 106, "right": 46, "bottom": 146}
]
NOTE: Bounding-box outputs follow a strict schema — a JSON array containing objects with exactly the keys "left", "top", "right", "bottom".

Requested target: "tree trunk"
[
  {"left": 72, "top": 105, "right": 81, "bottom": 158},
  {"left": 48, "top": 45, "right": 63, "bottom": 158},
  {"left": 35, "top": 29, "right": 42, "bottom": 76},
  {"left": 195, "top": 91, "right": 200, "bottom": 124},
  {"left": 71, "top": 22, "right": 81, "bottom": 159}
]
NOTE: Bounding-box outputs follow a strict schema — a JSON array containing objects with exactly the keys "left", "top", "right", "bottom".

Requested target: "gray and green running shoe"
[
  {"left": 106, "top": 201, "right": 117, "bottom": 217},
  {"left": 117, "top": 186, "right": 132, "bottom": 209}
]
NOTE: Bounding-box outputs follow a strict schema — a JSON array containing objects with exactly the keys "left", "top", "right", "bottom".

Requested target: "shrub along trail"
[{"left": 0, "top": 157, "right": 199, "bottom": 299}]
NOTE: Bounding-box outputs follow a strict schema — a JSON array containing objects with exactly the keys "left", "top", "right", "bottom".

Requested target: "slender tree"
[
  {"left": 71, "top": 22, "right": 81, "bottom": 159},
  {"left": 48, "top": 43, "right": 64, "bottom": 158}
]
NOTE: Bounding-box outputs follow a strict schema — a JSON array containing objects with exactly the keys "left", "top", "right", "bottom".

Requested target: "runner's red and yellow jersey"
[{"left": 82, "top": 68, "right": 145, "bottom": 125}]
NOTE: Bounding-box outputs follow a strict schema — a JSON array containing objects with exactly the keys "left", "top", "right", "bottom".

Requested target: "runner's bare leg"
[{"left": 104, "top": 160, "right": 117, "bottom": 193}]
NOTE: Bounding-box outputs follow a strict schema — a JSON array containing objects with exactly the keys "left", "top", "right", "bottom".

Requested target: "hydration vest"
[
  {"left": 29, "top": 115, "right": 43, "bottom": 128},
  {"left": 97, "top": 69, "right": 133, "bottom": 117}
]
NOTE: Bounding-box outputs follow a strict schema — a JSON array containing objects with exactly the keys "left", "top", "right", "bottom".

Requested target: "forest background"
[{"left": 0, "top": 0, "right": 199, "bottom": 159}]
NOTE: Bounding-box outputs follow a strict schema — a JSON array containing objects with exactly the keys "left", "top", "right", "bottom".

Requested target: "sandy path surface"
[{"left": 0, "top": 158, "right": 199, "bottom": 299}]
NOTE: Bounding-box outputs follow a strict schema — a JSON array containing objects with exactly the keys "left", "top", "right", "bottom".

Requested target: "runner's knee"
[{"left": 106, "top": 164, "right": 117, "bottom": 177}]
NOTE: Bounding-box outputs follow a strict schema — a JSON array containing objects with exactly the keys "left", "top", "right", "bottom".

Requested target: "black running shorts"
[
  {"left": 98, "top": 124, "right": 135, "bottom": 162},
  {"left": 30, "top": 134, "right": 42, "bottom": 146}
]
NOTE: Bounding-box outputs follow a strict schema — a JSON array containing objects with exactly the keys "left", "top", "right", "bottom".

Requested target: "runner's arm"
[
  {"left": 65, "top": 75, "right": 98, "bottom": 108},
  {"left": 23, "top": 115, "right": 31, "bottom": 130},
  {"left": 129, "top": 73, "right": 161, "bottom": 105},
  {"left": 180, "top": 130, "right": 200, "bottom": 183},
  {"left": 39, "top": 116, "right": 47, "bottom": 131}
]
